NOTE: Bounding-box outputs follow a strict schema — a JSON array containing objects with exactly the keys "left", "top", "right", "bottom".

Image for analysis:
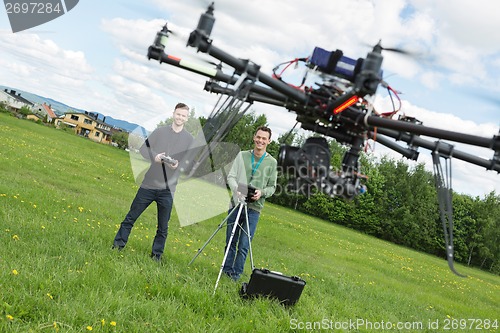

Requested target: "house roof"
[
  {"left": 95, "top": 127, "right": 113, "bottom": 136},
  {"left": 42, "top": 103, "right": 57, "bottom": 118},
  {"left": 65, "top": 111, "right": 111, "bottom": 127},
  {"left": 3, "top": 89, "right": 34, "bottom": 106}
]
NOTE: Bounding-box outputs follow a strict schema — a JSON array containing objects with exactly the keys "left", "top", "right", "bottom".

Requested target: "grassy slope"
[{"left": 0, "top": 113, "right": 498, "bottom": 332}]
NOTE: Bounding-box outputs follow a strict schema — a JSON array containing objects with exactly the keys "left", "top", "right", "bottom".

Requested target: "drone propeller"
[
  {"left": 157, "top": 22, "right": 187, "bottom": 40},
  {"left": 363, "top": 40, "right": 421, "bottom": 58},
  {"left": 195, "top": 58, "right": 231, "bottom": 71}
]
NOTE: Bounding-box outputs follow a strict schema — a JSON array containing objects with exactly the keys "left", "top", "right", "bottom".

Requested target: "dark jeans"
[
  {"left": 113, "top": 187, "right": 173, "bottom": 256},
  {"left": 222, "top": 206, "right": 260, "bottom": 280}
]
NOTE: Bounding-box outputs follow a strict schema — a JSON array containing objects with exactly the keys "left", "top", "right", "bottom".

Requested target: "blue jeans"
[
  {"left": 113, "top": 187, "right": 173, "bottom": 256},
  {"left": 222, "top": 206, "right": 260, "bottom": 280}
]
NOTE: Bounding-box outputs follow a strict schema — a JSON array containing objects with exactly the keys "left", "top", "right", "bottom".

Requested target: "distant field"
[{"left": 0, "top": 113, "right": 498, "bottom": 332}]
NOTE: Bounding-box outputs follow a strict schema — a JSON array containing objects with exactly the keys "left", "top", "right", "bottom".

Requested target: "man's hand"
[
  {"left": 251, "top": 189, "right": 262, "bottom": 201},
  {"left": 167, "top": 160, "right": 179, "bottom": 169},
  {"left": 155, "top": 153, "right": 179, "bottom": 169},
  {"left": 155, "top": 152, "right": 166, "bottom": 163}
]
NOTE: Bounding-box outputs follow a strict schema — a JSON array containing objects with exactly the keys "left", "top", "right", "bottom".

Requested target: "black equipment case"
[{"left": 240, "top": 268, "right": 306, "bottom": 306}]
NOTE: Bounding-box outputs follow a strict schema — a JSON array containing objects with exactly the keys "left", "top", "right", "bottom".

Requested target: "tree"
[
  {"left": 462, "top": 192, "right": 500, "bottom": 272},
  {"left": 111, "top": 131, "right": 129, "bottom": 149},
  {"left": 223, "top": 112, "right": 268, "bottom": 150},
  {"left": 19, "top": 105, "right": 32, "bottom": 117},
  {"left": 479, "top": 192, "right": 500, "bottom": 272}
]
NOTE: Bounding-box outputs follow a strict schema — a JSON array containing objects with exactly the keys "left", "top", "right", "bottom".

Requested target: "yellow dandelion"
[
  {"left": 110, "top": 321, "right": 117, "bottom": 327},
  {"left": 0, "top": 193, "right": 7, "bottom": 197},
  {"left": 46, "top": 293, "right": 53, "bottom": 299},
  {"left": 12, "top": 234, "right": 20, "bottom": 241},
  {"left": 33, "top": 204, "right": 37, "bottom": 208},
  {"left": 6, "top": 314, "right": 14, "bottom": 321},
  {"left": 78, "top": 207, "right": 84, "bottom": 212},
  {"left": 101, "top": 319, "right": 105, "bottom": 326},
  {"left": 86, "top": 325, "right": 92, "bottom": 331},
  {"left": 41, "top": 226, "right": 45, "bottom": 230}
]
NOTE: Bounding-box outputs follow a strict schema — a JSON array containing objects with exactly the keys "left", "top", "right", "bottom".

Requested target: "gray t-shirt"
[{"left": 139, "top": 126, "right": 193, "bottom": 191}]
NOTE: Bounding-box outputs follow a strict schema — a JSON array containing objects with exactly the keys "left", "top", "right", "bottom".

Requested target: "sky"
[{"left": 1, "top": 0, "right": 499, "bottom": 197}]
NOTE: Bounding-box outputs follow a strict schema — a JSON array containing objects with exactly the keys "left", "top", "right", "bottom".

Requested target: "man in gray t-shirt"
[{"left": 113, "top": 103, "right": 194, "bottom": 261}]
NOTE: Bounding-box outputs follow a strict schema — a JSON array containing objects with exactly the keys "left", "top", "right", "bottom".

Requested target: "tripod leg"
[
  {"left": 244, "top": 204, "right": 255, "bottom": 271},
  {"left": 188, "top": 204, "right": 240, "bottom": 266},
  {"left": 214, "top": 203, "right": 244, "bottom": 294}
]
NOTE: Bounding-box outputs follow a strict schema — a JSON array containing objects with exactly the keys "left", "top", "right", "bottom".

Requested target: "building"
[
  {"left": 32, "top": 102, "right": 58, "bottom": 123},
  {"left": 26, "top": 113, "right": 43, "bottom": 122},
  {"left": 54, "top": 111, "right": 113, "bottom": 144},
  {"left": 0, "top": 88, "right": 34, "bottom": 112}
]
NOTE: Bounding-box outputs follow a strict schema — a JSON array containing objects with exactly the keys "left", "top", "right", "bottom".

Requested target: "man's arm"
[
  {"left": 139, "top": 130, "right": 160, "bottom": 162},
  {"left": 227, "top": 152, "right": 245, "bottom": 194},
  {"left": 140, "top": 129, "right": 170, "bottom": 164},
  {"left": 261, "top": 160, "right": 278, "bottom": 199}
]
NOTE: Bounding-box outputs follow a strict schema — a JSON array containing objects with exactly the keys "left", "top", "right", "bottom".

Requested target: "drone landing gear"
[{"left": 432, "top": 143, "right": 466, "bottom": 278}]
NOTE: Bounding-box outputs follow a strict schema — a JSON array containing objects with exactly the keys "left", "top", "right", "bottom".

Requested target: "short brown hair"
[
  {"left": 255, "top": 126, "right": 272, "bottom": 139},
  {"left": 175, "top": 103, "right": 189, "bottom": 111}
]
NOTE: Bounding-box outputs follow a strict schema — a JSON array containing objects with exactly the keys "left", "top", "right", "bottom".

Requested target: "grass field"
[{"left": 0, "top": 113, "right": 499, "bottom": 332}]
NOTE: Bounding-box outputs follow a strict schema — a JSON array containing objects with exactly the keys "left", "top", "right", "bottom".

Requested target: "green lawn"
[{"left": 0, "top": 113, "right": 498, "bottom": 332}]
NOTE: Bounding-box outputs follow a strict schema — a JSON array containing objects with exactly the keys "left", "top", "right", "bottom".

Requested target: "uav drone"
[{"left": 147, "top": 3, "right": 500, "bottom": 276}]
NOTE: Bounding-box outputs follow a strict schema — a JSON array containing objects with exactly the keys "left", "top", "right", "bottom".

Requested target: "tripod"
[{"left": 188, "top": 196, "right": 255, "bottom": 294}]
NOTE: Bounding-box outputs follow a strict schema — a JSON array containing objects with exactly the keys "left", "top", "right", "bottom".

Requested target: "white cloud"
[
  {"left": 401, "top": 0, "right": 500, "bottom": 95},
  {"left": 0, "top": 58, "right": 34, "bottom": 76},
  {"left": 0, "top": 30, "right": 98, "bottom": 110},
  {"left": 432, "top": 0, "right": 500, "bottom": 52},
  {"left": 419, "top": 71, "right": 444, "bottom": 89}
]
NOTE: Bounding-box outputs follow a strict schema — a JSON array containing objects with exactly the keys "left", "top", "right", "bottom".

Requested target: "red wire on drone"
[
  {"left": 380, "top": 85, "right": 402, "bottom": 118},
  {"left": 272, "top": 57, "right": 309, "bottom": 90}
]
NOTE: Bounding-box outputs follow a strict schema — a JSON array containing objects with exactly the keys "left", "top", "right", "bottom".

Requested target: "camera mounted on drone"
[{"left": 279, "top": 137, "right": 367, "bottom": 200}]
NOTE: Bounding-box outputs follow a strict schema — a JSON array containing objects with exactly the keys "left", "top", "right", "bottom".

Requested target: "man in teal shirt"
[{"left": 223, "top": 126, "right": 278, "bottom": 281}]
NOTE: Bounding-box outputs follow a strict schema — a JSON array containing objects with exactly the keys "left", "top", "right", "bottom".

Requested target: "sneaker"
[
  {"left": 112, "top": 245, "right": 124, "bottom": 251},
  {"left": 223, "top": 271, "right": 239, "bottom": 281},
  {"left": 150, "top": 253, "right": 162, "bottom": 262}
]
